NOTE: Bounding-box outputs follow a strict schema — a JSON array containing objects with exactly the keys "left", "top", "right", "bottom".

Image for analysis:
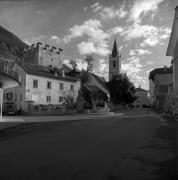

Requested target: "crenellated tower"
[
  {"left": 109, "top": 38, "right": 121, "bottom": 81},
  {"left": 23, "top": 42, "right": 63, "bottom": 69}
]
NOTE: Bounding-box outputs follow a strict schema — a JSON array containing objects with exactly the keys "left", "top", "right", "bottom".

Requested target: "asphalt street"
[{"left": 0, "top": 109, "right": 177, "bottom": 180}]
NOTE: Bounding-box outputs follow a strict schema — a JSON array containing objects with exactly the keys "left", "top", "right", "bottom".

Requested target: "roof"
[
  {"left": 66, "top": 69, "right": 109, "bottom": 95},
  {"left": 111, "top": 38, "right": 119, "bottom": 57},
  {"left": 20, "top": 63, "right": 79, "bottom": 82},
  {"left": 135, "top": 88, "right": 148, "bottom": 93},
  {"left": 149, "top": 66, "right": 173, "bottom": 81}
]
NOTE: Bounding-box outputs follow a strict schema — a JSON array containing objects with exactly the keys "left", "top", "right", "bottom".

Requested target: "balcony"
[{"left": 0, "top": 59, "right": 19, "bottom": 89}]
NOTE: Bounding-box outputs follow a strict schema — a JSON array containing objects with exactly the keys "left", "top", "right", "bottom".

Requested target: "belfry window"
[{"left": 113, "top": 61, "right": 116, "bottom": 67}]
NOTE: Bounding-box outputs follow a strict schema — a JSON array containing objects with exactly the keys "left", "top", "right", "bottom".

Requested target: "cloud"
[
  {"left": 37, "top": 10, "right": 47, "bottom": 15},
  {"left": 129, "top": 49, "right": 152, "bottom": 56},
  {"left": 129, "top": 0, "right": 164, "bottom": 23},
  {"left": 63, "top": 19, "right": 110, "bottom": 56},
  {"left": 63, "top": 59, "right": 87, "bottom": 71},
  {"left": 100, "top": 5, "right": 127, "bottom": 20},
  {"left": 91, "top": 2, "right": 103, "bottom": 13},
  {"left": 121, "top": 56, "right": 145, "bottom": 88},
  {"left": 122, "top": 23, "right": 171, "bottom": 47},
  {"left": 78, "top": 41, "right": 109, "bottom": 56},
  {"left": 83, "top": 7, "right": 88, "bottom": 11},
  {"left": 23, "top": 35, "right": 47, "bottom": 45},
  {"left": 90, "top": 2, "right": 127, "bottom": 21},
  {"left": 95, "top": 59, "right": 109, "bottom": 80},
  {"left": 50, "top": 35, "right": 61, "bottom": 44},
  {"left": 108, "top": 26, "right": 124, "bottom": 35}
]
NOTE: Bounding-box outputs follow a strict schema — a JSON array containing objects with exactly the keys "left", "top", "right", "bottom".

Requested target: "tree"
[
  {"left": 69, "top": 59, "right": 77, "bottom": 71},
  {"left": 84, "top": 55, "right": 94, "bottom": 72},
  {"left": 108, "top": 74, "right": 137, "bottom": 105}
]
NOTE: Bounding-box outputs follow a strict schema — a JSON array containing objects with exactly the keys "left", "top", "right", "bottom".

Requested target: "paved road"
[{"left": 0, "top": 109, "right": 177, "bottom": 180}]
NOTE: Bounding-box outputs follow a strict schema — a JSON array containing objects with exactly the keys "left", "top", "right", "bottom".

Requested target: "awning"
[{"left": 0, "top": 72, "right": 19, "bottom": 89}]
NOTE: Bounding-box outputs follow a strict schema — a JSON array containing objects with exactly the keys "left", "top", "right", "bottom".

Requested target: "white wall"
[{"left": 25, "top": 74, "right": 80, "bottom": 105}]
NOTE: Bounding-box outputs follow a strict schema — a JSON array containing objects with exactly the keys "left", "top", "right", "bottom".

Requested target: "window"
[
  {"left": 33, "top": 80, "right": 38, "bottom": 88},
  {"left": 46, "top": 96, "right": 51, "bottom": 102},
  {"left": 6, "top": 92, "right": 13, "bottom": 101},
  {"left": 59, "top": 97, "right": 63, "bottom": 102},
  {"left": 60, "top": 83, "right": 64, "bottom": 90},
  {"left": 70, "top": 84, "right": 74, "bottom": 91},
  {"left": 47, "top": 81, "right": 51, "bottom": 89},
  {"left": 113, "top": 61, "right": 116, "bottom": 67}
]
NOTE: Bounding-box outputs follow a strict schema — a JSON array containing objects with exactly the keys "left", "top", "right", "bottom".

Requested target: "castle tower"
[{"left": 109, "top": 38, "right": 121, "bottom": 81}]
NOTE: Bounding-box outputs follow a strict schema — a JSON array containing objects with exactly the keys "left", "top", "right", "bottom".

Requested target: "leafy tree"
[
  {"left": 84, "top": 55, "right": 94, "bottom": 72},
  {"left": 69, "top": 59, "right": 77, "bottom": 71},
  {"left": 108, "top": 74, "right": 136, "bottom": 105}
]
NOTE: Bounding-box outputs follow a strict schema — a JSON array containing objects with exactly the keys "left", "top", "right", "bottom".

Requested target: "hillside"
[{"left": 0, "top": 25, "right": 27, "bottom": 61}]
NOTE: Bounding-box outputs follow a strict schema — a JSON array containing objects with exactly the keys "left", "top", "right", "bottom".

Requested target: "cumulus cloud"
[
  {"left": 129, "top": 0, "right": 164, "bottom": 23},
  {"left": 50, "top": 35, "right": 61, "bottom": 44},
  {"left": 78, "top": 41, "right": 109, "bottom": 56},
  {"left": 90, "top": 2, "right": 127, "bottom": 20},
  {"left": 63, "top": 59, "right": 88, "bottom": 71},
  {"left": 121, "top": 56, "right": 145, "bottom": 88},
  {"left": 95, "top": 59, "right": 109, "bottom": 80},
  {"left": 122, "top": 23, "right": 171, "bottom": 47},
  {"left": 63, "top": 19, "right": 110, "bottom": 56},
  {"left": 91, "top": 2, "right": 103, "bottom": 13},
  {"left": 108, "top": 26, "right": 124, "bottom": 35},
  {"left": 130, "top": 49, "right": 152, "bottom": 56}
]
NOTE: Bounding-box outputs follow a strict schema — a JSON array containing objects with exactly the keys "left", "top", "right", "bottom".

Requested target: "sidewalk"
[
  {"left": 0, "top": 117, "right": 24, "bottom": 130},
  {"left": 0, "top": 112, "right": 123, "bottom": 130}
]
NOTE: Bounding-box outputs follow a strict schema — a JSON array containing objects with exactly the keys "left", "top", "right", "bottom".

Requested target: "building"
[
  {"left": 24, "top": 42, "right": 63, "bottom": 68},
  {"left": 133, "top": 87, "right": 149, "bottom": 108},
  {"left": 0, "top": 59, "right": 19, "bottom": 118},
  {"left": 109, "top": 38, "right": 121, "bottom": 81},
  {"left": 149, "top": 66, "right": 173, "bottom": 112},
  {"left": 3, "top": 41, "right": 81, "bottom": 114},
  {"left": 166, "top": 5, "right": 178, "bottom": 114},
  {"left": 3, "top": 63, "right": 80, "bottom": 114}
]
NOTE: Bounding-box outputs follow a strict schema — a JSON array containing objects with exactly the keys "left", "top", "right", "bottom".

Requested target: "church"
[{"left": 109, "top": 38, "right": 121, "bottom": 81}]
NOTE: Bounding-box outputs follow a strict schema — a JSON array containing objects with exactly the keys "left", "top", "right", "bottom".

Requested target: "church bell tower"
[{"left": 109, "top": 38, "right": 121, "bottom": 81}]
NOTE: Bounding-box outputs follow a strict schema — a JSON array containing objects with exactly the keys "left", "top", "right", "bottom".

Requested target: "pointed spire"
[{"left": 111, "top": 37, "right": 118, "bottom": 57}]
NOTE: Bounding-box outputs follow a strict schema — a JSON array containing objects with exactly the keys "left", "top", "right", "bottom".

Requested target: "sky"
[{"left": 0, "top": 0, "right": 177, "bottom": 89}]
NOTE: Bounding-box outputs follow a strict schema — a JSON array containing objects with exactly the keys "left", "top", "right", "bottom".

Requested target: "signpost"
[{"left": 0, "top": 88, "right": 3, "bottom": 120}]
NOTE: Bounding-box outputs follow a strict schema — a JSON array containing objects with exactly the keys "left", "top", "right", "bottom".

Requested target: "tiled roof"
[
  {"left": 149, "top": 67, "right": 173, "bottom": 81},
  {"left": 21, "top": 63, "right": 79, "bottom": 82},
  {"left": 135, "top": 88, "right": 148, "bottom": 93},
  {"left": 66, "top": 69, "right": 109, "bottom": 94}
]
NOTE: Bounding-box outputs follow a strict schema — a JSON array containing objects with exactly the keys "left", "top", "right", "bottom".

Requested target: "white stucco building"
[
  {"left": 133, "top": 87, "right": 149, "bottom": 108},
  {"left": 3, "top": 63, "right": 80, "bottom": 113}
]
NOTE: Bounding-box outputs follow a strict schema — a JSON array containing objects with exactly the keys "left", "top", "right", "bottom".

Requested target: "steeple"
[
  {"left": 111, "top": 37, "right": 118, "bottom": 57},
  {"left": 109, "top": 37, "right": 121, "bottom": 81}
]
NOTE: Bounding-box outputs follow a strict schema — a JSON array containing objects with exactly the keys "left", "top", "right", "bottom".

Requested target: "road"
[{"left": 0, "top": 109, "right": 177, "bottom": 180}]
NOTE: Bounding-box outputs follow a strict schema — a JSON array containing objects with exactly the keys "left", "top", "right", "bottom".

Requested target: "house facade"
[
  {"left": 3, "top": 63, "right": 80, "bottom": 113},
  {"left": 149, "top": 67, "right": 173, "bottom": 112},
  {"left": 133, "top": 87, "right": 149, "bottom": 108},
  {"left": 0, "top": 59, "right": 20, "bottom": 117}
]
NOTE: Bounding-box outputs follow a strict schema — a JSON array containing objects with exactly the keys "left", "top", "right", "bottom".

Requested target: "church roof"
[{"left": 111, "top": 38, "right": 119, "bottom": 57}]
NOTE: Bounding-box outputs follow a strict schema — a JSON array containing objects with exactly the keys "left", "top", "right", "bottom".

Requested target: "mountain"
[{"left": 0, "top": 25, "right": 27, "bottom": 61}]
